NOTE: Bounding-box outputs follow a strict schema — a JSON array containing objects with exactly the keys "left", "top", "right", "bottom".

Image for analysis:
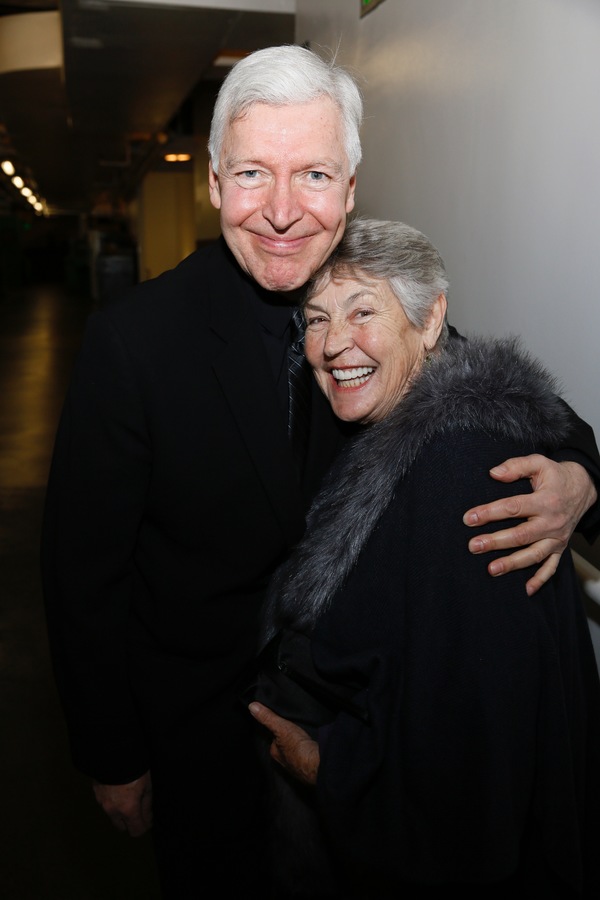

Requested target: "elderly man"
[{"left": 42, "top": 45, "right": 599, "bottom": 898}]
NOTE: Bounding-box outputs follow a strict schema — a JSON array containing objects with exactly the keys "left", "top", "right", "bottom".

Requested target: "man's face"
[{"left": 208, "top": 97, "right": 356, "bottom": 292}]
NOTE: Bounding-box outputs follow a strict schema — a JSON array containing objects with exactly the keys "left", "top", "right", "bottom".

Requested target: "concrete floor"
[{"left": 0, "top": 283, "right": 160, "bottom": 898}]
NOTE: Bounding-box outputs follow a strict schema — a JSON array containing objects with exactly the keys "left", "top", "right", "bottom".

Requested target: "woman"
[{"left": 249, "top": 219, "right": 600, "bottom": 898}]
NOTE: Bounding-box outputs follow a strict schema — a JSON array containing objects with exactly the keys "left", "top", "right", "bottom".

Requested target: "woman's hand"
[
  {"left": 463, "top": 456, "right": 597, "bottom": 595},
  {"left": 92, "top": 770, "right": 153, "bottom": 836},
  {"left": 249, "top": 702, "right": 320, "bottom": 786}
]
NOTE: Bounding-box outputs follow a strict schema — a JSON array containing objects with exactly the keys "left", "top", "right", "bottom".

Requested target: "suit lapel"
[{"left": 207, "top": 243, "right": 306, "bottom": 545}]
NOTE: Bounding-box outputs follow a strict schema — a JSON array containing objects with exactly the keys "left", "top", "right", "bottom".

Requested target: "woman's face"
[{"left": 304, "top": 276, "right": 439, "bottom": 424}]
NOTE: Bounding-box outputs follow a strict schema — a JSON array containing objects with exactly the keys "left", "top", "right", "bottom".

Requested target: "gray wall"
[
  {"left": 296, "top": 0, "right": 599, "bottom": 470},
  {"left": 296, "top": 0, "right": 600, "bottom": 651}
]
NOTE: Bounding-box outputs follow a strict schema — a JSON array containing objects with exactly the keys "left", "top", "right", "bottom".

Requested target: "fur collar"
[{"left": 263, "top": 334, "right": 571, "bottom": 638}]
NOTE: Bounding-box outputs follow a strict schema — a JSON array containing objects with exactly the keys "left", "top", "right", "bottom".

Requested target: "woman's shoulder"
[{"left": 390, "top": 333, "right": 572, "bottom": 452}]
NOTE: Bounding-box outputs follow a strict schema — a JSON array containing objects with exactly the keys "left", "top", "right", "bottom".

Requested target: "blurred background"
[
  {"left": 0, "top": 0, "right": 295, "bottom": 296},
  {"left": 1, "top": 1, "right": 599, "bottom": 897}
]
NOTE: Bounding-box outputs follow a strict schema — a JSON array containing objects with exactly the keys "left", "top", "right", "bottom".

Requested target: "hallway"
[{"left": 0, "top": 284, "right": 160, "bottom": 898}]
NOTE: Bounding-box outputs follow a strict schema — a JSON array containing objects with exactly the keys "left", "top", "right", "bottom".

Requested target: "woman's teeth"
[{"left": 332, "top": 367, "right": 374, "bottom": 388}]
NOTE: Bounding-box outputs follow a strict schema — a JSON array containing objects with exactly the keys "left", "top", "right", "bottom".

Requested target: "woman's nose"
[{"left": 323, "top": 322, "right": 354, "bottom": 358}]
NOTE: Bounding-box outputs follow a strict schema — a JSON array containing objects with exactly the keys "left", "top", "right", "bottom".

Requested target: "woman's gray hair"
[
  {"left": 307, "top": 218, "right": 450, "bottom": 335},
  {"left": 208, "top": 44, "right": 363, "bottom": 174}
]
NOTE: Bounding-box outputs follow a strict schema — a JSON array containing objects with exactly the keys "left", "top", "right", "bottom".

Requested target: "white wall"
[
  {"left": 297, "top": 0, "right": 600, "bottom": 656},
  {"left": 296, "top": 0, "right": 600, "bottom": 446}
]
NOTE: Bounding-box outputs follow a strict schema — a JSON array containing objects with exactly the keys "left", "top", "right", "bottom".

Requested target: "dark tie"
[{"left": 287, "top": 306, "right": 312, "bottom": 476}]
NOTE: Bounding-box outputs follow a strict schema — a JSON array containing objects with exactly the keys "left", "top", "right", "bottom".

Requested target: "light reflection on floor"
[{"left": 0, "top": 283, "right": 160, "bottom": 899}]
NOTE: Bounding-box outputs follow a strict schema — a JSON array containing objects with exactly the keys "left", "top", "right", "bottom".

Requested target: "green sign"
[{"left": 360, "top": 0, "right": 387, "bottom": 17}]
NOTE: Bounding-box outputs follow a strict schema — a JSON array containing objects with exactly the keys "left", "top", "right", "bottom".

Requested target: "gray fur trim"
[{"left": 262, "top": 335, "right": 571, "bottom": 639}]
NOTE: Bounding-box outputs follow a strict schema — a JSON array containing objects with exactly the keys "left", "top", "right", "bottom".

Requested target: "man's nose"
[{"left": 263, "top": 180, "right": 303, "bottom": 231}]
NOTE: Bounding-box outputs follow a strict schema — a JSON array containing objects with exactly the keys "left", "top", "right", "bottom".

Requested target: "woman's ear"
[{"left": 423, "top": 293, "right": 448, "bottom": 351}]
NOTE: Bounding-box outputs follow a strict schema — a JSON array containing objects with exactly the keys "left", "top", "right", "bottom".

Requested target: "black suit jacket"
[{"left": 41, "top": 239, "right": 345, "bottom": 783}]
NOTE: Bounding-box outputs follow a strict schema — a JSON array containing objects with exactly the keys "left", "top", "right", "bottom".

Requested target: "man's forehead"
[
  {"left": 227, "top": 97, "right": 344, "bottom": 138},
  {"left": 222, "top": 99, "right": 347, "bottom": 169},
  {"left": 231, "top": 95, "right": 340, "bottom": 121}
]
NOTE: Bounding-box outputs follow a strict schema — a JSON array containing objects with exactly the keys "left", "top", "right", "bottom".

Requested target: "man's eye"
[
  {"left": 234, "top": 170, "right": 264, "bottom": 186},
  {"left": 304, "top": 171, "right": 330, "bottom": 188}
]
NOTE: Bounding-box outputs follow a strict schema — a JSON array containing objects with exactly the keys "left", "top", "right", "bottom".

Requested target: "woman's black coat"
[{"left": 263, "top": 336, "right": 600, "bottom": 896}]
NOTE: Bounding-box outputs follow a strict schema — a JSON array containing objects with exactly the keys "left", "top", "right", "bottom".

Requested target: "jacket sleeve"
[
  {"left": 552, "top": 399, "right": 600, "bottom": 541},
  {"left": 447, "top": 327, "right": 600, "bottom": 540},
  {"left": 313, "top": 431, "right": 598, "bottom": 889},
  {"left": 41, "top": 310, "right": 151, "bottom": 783}
]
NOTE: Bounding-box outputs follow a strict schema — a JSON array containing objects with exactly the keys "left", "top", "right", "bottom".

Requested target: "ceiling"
[{"left": 0, "top": 0, "right": 295, "bottom": 217}]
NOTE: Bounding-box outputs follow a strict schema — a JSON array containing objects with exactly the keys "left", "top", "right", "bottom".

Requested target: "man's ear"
[
  {"left": 424, "top": 293, "right": 448, "bottom": 350},
  {"left": 208, "top": 162, "right": 221, "bottom": 210}
]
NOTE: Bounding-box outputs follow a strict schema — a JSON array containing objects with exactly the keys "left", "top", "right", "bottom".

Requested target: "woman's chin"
[{"left": 331, "top": 402, "right": 372, "bottom": 424}]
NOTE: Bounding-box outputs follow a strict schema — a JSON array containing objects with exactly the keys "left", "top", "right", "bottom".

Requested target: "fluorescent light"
[
  {"left": 106, "top": 1, "right": 295, "bottom": 12},
  {"left": 213, "top": 53, "right": 246, "bottom": 68}
]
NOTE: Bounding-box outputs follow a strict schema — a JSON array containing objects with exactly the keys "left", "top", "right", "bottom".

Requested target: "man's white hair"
[{"left": 208, "top": 44, "right": 363, "bottom": 174}]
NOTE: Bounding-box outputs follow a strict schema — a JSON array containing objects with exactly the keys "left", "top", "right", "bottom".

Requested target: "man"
[{"left": 41, "top": 45, "right": 600, "bottom": 898}]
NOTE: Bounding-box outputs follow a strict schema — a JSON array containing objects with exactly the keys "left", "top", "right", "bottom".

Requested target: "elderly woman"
[{"left": 249, "top": 219, "right": 600, "bottom": 898}]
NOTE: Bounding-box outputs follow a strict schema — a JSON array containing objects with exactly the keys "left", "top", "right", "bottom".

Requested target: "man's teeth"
[{"left": 332, "top": 367, "right": 374, "bottom": 387}]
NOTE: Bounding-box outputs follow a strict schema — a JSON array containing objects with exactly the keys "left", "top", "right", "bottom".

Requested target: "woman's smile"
[{"left": 330, "top": 366, "right": 375, "bottom": 388}]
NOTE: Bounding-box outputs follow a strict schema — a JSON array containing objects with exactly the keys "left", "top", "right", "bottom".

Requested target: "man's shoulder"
[
  {"left": 93, "top": 239, "right": 239, "bottom": 332},
  {"left": 145, "top": 238, "right": 232, "bottom": 290},
  {"left": 120, "top": 239, "right": 228, "bottom": 304}
]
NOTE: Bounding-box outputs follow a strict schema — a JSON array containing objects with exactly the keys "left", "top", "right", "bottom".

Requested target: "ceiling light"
[
  {"left": 78, "top": 1, "right": 110, "bottom": 9},
  {"left": 21, "top": 186, "right": 33, "bottom": 197},
  {"left": 27, "top": 195, "right": 37, "bottom": 205},
  {"left": 69, "top": 36, "right": 104, "bottom": 50},
  {"left": 12, "top": 175, "right": 25, "bottom": 189},
  {"left": 164, "top": 153, "right": 192, "bottom": 162},
  {"left": 212, "top": 52, "right": 246, "bottom": 68},
  {"left": 1, "top": 159, "right": 15, "bottom": 176}
]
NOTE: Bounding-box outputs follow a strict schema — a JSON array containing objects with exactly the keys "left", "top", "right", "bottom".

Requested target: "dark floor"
[{"left": 0, "top": 283, "right": 161, "bottom": 898}]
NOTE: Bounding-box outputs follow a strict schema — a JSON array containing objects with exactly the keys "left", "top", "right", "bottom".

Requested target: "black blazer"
[{"left": 41, "top": 239, "right": 344, "bottom": 783}]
